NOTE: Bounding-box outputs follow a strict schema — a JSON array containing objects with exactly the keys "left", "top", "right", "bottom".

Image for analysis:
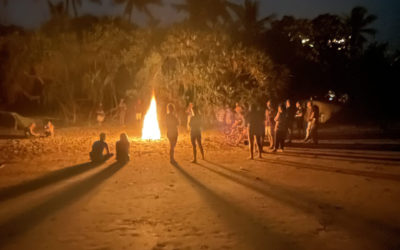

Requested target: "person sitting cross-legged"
[
  {"left": 89, "top": 133, "right": 113, "bottom": 163},
  {"left": 116, "top": 133, "right": 130, "bottom": 163}
]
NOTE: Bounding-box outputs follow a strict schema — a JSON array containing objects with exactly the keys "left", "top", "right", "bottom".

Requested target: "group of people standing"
[
  {"left": 252, "top": 99, "right": 319, "bottom": 159},
  {"left": 95, "top": 98, "right": 144, "bottom": 127}
]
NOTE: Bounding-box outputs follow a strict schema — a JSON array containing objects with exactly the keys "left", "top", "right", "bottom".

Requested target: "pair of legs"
[
  {"left": 168, "top": 135, "right": 178, "bottom": 163},
  {"left": 191, "top": 133, "right": 204, "bottom": 163},
  {"left": 249, "top": 131, "right": 263, "bottom": 159},
  {"left": 304, "top": 122, "right": 318, "bottom": 143},
  {"left": 265, "top": 126, "right": 274, "bottom": 148},
  {"left": 274, "top": 129, "right": 286, "bottom": 151}
]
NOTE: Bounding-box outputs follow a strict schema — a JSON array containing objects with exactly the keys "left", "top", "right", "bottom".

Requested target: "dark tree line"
[{"left": 0, "top": 0, "right": 399, "bottom": 122}]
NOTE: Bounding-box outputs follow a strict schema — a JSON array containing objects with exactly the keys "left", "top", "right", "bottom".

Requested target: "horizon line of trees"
[{"left": 0, "top": 0, "right": 399, "bottom": 123}]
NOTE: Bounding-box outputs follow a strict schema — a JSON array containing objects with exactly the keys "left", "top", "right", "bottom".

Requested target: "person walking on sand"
[
  {"left": 188, "top": 106, "right": 205, "bottom": 163},
  {"left": 166, "top": 103, "right": 179, "bottom": 164},
  {"left": 246, "top": 104, "right": 264, "bottom": 159},
  {"left": 116, "top": 133, "right": 130, "bottom": 163},
  {"left": 90, "top": 133, "right": 113, "bottom": 163},
  {"left": 272, "top": 103, "right": 287, "bottom": 152}
]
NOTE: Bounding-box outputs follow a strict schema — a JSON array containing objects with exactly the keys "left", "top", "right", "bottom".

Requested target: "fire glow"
[{"left": 141, "top": 94, "right": 161, "bottom": 140}]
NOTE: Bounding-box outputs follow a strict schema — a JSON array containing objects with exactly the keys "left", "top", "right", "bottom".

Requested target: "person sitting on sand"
[
  {"left": 25, "top": 122, "right": 40, "bottom": 138},
  {"left": 90, "top": 133, "right": 113, "bottom": 162},
  {"left": 166, "top": 103, "right": 179, "bottom": 164},
  {"left": 188, "top": 106, "right": 204, "bottom": 163},
  {"left": 116, "top": 133, "right": 130, "bottom": 163},
  {"left": 44, "top": 121, "right": 55, "bottom": 137}
]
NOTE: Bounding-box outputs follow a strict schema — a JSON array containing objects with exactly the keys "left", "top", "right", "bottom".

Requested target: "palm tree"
[
  {"left": 229, "top": 0, "right": 274, "bottom": 43},
  {"left": 345, "top": 6, "right": 377, "bottom": 56},
  {"left": 113, "top": 0, "right": 162, "bottom": 22},
  {"left": 173, "top": 0, "right": 233, "bottom": 27}
]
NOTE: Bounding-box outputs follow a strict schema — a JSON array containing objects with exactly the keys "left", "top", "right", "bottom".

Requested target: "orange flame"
[{"left": 141, "top": 94, "right": 161, "bottom": 140}]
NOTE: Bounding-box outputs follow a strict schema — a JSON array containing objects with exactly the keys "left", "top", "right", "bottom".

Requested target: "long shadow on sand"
[
  {"left": 279, "top": 150, "right": 400, "bottom": 166},
  {"left": 288, "top": 142, "right": 400, "bottom": 152},
  {"left": 0, "top": 161, "right": 126, "bottom": 248},
  {"left": 257, "top": 157, "right": 400, "bottom": 182},
  {"left": 0, "top": 161, "right": 104, "bottom": 202},
  {"left": 172, "top": 161, "right": 299, "bottom": 250},
  {"left": 201, "top": 160, "right": 400, "bottom": 249}
]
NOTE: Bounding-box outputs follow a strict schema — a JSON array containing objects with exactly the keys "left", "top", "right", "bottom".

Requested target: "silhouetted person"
[
  {"left": 265, "top": 100, "right": 275, "bottom": 149},
  {"left": 189, "top": 107, "right": 204, "bottom": 163},
  {"left": 119, "top": 98, "right": 127, "bottom": 126},
  {"left": 304, "top": 104, "right": 319, "bottom": 144},
  {"left": 135, "top": 99, "right": 143, "bottom": 127},
  {"left": 225, "top": 104, "right": 233, "bottom": 127},
  {"left": 272, "top": 104, "right": 287, "bottom": 152},
  {"left": 295, "top": 101, "right": 304, "bottom": 137},
  {"left": 44, "top": 121, "right": 54, "bottom": 137},
  {"left": 116, "top": 133, "right": 130, "bottom": 163},
  {"left": 285, "top": 99, "right": 295, "bottom": 143},
  {"left": 304, "top": 101, "right": 318, "bottom": 143},
  {"left": 90, "top": 133, "right": 113, "bottom": 163},
  {"left": 25, "top": 122, "right": 40, "bottom": 138},
  {"left": 96, "top": 103, "right": 105, "bottom": 126},
  {"left": 166, "top": 103, "right": 179, "bottom": 164},
  {"left": 246, "top": 104, "right": 264, "bottom": 159}
]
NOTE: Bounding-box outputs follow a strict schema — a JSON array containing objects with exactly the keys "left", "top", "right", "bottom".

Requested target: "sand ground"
[{"left": 0, "top": 127, "right": 400, "bottom": 250}]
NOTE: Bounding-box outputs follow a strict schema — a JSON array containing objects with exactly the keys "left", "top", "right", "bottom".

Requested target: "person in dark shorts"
[
  {"left": 116, "top": 133, "right": 130, "bottom": 163},
  {"left": 166, "top": 103, "right": 179, "bottom": 164},
  {"left": 246, "top": 104, "right": 264, "bottom": 159},
  {"left": 90, "top": 133, "right": 113, "bottom": 163},
  {"left": 188, "top": 107, "right": 204, "bottom": 163},
  {"left": 295, "top": 101, "right": 304, "bottom": 137},
  {"left": 285, "top": 99, "right": 295, "bottom": 143},
  {"left": 272, "top": 103, "right": 287, "bottom": 152}
]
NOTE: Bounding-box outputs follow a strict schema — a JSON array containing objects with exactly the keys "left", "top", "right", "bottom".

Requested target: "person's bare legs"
[
  {"left": 169, "top": 136, "right": 177, "bottom": 163},
  {"left": 197, "top": 136, "right": 204, "bottom": 160},
  {"left": 191, "top": 136, "right": 197, "bottom": 163},
  {"left": 248, "top": 133, "right": 254, "bottom": 160},
  {"left": 256, "top": 135, "right": 263, "bottom": 158}
]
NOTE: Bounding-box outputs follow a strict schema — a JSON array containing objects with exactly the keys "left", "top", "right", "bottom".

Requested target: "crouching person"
[
  {"left": 116, "top": 133, "right": 130, "bottom": 163},
  {"left": 90, "top": 133, "right": 113, "bottom": 163}
]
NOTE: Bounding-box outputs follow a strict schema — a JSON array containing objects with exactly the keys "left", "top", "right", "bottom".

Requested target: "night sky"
[{"left": 1, "top": 0, "right": 399, "bottom": 49}]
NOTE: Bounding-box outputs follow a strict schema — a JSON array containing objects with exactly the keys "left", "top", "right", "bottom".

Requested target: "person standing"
[
  {"left": 265, "top": 100, "right": 275, "bottom": 149},
  {"left": 166, "top": 103, "right": 179, "bottom": 164},
  {"left": 135, "top": 99, "right": 143, "bottom": 128},
  {"left": 188, "top": 107, "right": 204, "bottom": 163},
  {"left": 246, "top": 104, "right": 264, "bottom": 159},
  {"left": 285, "top": 99, "right": 295, "bottom": 143},
  {"left": 295, "top": 101, "right": 304, "bottom": 138},
  {"left": 119, "top": 98, "right": 128, "bottom": 126},
  {"left": 272, "top": 103, "right": 287, "bottom": 152},
  {"left": 304, "top": 101, "right": 314, "bottom": 143},
  {"left": 225, "top": 104, "right": 234, "bottom": 128},
  {"left": 186, "top": 102, "right": 194, "bottom": 131}
]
